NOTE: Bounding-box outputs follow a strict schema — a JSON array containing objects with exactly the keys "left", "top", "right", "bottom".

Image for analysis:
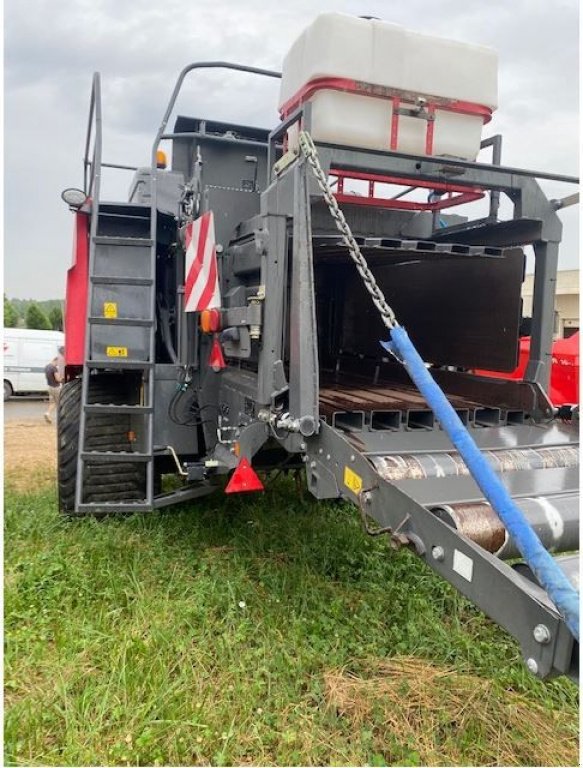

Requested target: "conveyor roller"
[
  {"left": 371, "top": 445, "right": 578, "bottom": 482},
  {"left": 430, "top": 492, "right": 579, "bottom": 558}
]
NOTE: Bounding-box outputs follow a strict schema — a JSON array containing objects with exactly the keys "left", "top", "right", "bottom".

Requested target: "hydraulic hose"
[{"left": 383, "top": 327, "right": 580, "bottom": 641}]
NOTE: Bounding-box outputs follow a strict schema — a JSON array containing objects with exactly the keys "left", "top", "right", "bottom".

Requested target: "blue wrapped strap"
[{"left": 382, "top": 326, "right": 579, "bottom": 640}]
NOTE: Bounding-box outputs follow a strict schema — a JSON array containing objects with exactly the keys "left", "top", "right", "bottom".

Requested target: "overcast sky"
[{"left": 4, "top": 0, "right": 579, "bottom": 300}]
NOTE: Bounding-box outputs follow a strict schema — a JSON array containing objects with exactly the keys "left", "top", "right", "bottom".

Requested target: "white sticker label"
[{"left": 453, "top": 549, "right": 474, "bottom": 582}]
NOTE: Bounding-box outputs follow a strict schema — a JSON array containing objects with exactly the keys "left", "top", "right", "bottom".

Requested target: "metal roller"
[
  {"left": 371, "top": 445, "right": 578, "bottom": 482},
  {"left": 513, "top": 553, "right": 579, "bottom": 591},
  {"left": 431, "top": 493, "right": 579, "bottom": 559}
]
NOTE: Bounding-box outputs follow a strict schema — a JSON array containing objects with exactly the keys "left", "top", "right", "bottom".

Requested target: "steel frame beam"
[
  {"left": 256, "top": 114, "right": 578, "bottom": 679},
  {"left": 305, "top": 422, "right": 576, "bottom": 679},
  {"left": 309, "top": 144, "right": 566, "bottom": 393}
]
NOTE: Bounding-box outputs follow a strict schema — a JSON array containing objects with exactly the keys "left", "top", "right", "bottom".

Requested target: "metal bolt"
[
  {"left": 362, "top": 491, "right": 372, "bottom": 504},
  {"left": 300, "top": 442, "right": 306, "bottom": 451},
  {"left": 432, "top": 546, "right": 445, "bottom": 562},
  {"left": 533, "top": 624, "right": 551, "bottom": 644},
  {"left": 350, "top": 455, "right": 355, "bottom": 462},
  {"left": 309, "top": 461, "right": 317, "bottom": 469},
  {"left": 318, "top": 448, "right": 323, "bottom": 455},
  {"left": 326, "top": 454, "right": 331, "bottom": 460},
  {"left": 526, "top": 657, "right": 539, "bottom": 676}
]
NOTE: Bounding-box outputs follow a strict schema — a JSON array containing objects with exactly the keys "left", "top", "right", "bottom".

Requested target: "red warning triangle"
[
  {"left": 225, "top": 457, "right": 264, "bottom": 494},
  {"left": 209, "top": 335, "right": 226, "bottom": 372}
]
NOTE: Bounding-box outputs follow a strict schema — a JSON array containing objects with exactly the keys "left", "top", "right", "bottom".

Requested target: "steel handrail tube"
[
  {"left": 83, "top": 73, "right": 103, "bottom": 196},
  {"left": 150, "top": 61, "right": 281, "bottom": 172}
]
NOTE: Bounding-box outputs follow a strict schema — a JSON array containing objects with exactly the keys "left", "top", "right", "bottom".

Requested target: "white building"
[{"left": 522, "top": 269, "right": 579, "bottom": 339}]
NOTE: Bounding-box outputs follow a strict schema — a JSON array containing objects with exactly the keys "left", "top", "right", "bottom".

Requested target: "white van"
[{"left": 3, "top": 328, "right": 65, "bottom": 400}]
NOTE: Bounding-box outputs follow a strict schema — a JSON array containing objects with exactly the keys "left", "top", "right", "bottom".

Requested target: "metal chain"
[{"left": 299, "top": 131, "right": 398, "bottom": 330}]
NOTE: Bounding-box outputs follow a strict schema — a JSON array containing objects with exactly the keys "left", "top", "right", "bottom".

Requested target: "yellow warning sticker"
[
  {"left": 344, "top": 466, "right": 363, "bottom": 495},
  {"left": 103, "top": 302, "right": 118, "bottom": 319},
  {"left": 106, "top": 346, "right": 128, "bottom": 358}
]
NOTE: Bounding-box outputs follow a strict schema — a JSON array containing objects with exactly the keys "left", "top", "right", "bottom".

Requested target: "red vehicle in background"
[{"left": 475, "top": 332, "right": 579, "bottom": 406}]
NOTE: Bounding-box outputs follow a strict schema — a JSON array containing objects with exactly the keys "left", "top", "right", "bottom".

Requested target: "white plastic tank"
[{"left": 279, "top": 14, "right": 498, "bottom": 159}]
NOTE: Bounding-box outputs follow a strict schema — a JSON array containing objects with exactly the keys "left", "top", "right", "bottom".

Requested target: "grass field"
[{"left": 4, "top": 422, "right": 579, "bottom": 766}]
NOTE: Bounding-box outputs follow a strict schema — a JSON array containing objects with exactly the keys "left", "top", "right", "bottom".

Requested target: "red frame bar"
[
  {"left": 390, "top": 96, "right": 401, "bottom": 150},
  {"left": 280, "top": 76, "right": 493, "bottom": 123},
  {"left": 425, "top": 104, "right": 436, "bottom": 155},
  {"left": 334, "top": 190, "right": 483, "bottom": 211},
  {"left": 280, "top": 76, "right": 492, "bottom": 174},
  {"left": 64, "top": 209, "right": 90, "bottom": 369},
  {"left": 280, "top": 76, "right": 491, "bottom": 212},
  {"left": 329, "top": 168, "right": 485, "bottom": 212}
]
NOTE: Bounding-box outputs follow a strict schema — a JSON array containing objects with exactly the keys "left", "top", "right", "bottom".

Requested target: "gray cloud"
[{"left": 4, "top": 0, "right": 579, "bottom": 299}]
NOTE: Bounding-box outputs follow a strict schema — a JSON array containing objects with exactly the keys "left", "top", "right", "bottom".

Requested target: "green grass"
[{"left": 4, "top": 479, "right": 579, "bottom": 766}]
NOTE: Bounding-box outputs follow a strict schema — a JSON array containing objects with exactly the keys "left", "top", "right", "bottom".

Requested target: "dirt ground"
[{"left": 4, "top": 420, "right": 57, "bottom": 493}]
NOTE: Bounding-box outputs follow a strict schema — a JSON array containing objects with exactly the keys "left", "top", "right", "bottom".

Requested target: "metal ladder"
[{"left": 74, "top": 203, "right": 156, "bottom": 513}]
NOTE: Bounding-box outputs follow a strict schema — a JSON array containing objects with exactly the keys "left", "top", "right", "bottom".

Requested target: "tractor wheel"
[{"left": 57, "top": 375, "right": 146, "bottom": 515}]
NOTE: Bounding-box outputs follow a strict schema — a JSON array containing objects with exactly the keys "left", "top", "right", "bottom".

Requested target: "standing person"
[
  {"left": 44, "top": 356, "right": 62, "bottom": 424},
  {"left": 56, "top": 345, "right": 65, "bottom": 381}
]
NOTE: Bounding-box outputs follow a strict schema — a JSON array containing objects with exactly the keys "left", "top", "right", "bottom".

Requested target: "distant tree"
[
  {"left": 25, "top": 302, "right": 51, "bottom": 330},
  {"left": 48, "top": 306, "right": 63, "bottom": 331},
  {"left": 4, "top": 295, "right": 18, "bottom": 327}
]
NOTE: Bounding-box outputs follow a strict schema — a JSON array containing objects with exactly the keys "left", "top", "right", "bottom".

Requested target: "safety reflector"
[
  {"left": 225, "top": 458, "right": 264, "bottom": 494},
  {"left": 200, "top": 307, "right": 222, "bottom": 334},
  {"left": 184, "top": 211, "right": 221, "bottom": 312},
  {"left": 209, "top": 335, "right": 226, "bottom": 372}
]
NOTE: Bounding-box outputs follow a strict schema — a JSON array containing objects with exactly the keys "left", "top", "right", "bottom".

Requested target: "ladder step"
[
  {"left": 93, "top": 236, "right": 153, "bottom": 247},
  {"left": 99, "top": 201, "right": 150, "bottom": 214},
  {"left": 76, "top": 501, "right": 152, "bottom": 513},
  {"left": 91, "top": 276, "right": 153, "bottom": 286},
  {"left": 88, "top": 316, "right": 154, "bottom": 326},
  {"left": 98, "top": 212, "right": 150, "bottom": 222},
  {"left": 84, "top": 404, "right": 153, "bottom": 414},
  {"left": 86, "top": 360, "right": 153, "bottom": 370},
  {"left": 81, "top": 451, "right": 152, "bottom": 463}
]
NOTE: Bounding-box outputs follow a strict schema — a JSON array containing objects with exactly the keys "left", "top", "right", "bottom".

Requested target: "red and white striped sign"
[{"left": 184, "top": 211, "right": 221, "bottom": 312}]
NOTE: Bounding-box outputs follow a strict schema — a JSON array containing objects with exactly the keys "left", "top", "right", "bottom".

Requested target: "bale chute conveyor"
[{"left": 59, "top": 15, "right": 579, "bottom": 680}]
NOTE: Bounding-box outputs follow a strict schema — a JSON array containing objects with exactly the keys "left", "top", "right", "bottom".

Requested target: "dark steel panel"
[
  {"left": 352, "top": 422, "right": 578, "bottom": 456},
  {"left": 204, "top": 187, "right": 261, "bottom": 251},
  {"left": 91, "top": 324, "right": 150, "bottom": 361},
  {"left": 91, "top": 283, "right": 152, "bottom": 319},
  {"left": 314, "top": 243, "right": 524, "bottom": 371},
  {"left": 93, "top": 242, "right": 151, "bottom": 278},
  {"left": 153, "top": 364, "right": 199, "bottom": 455},
  {"left": 430, "top": 218, "right": 544, "bottom": 247}
]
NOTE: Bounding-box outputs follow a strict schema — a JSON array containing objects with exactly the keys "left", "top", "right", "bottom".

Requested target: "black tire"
[
  {"left": 57, "top": 375, "right": 146, "bottom": 515},
  {"left": 4, "top": 380, "right": 13, "bottom": 401}
]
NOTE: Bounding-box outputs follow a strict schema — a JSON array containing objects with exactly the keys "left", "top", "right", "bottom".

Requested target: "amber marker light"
[{"left": 156, "top": 150, "right": 167, "bottom": 169}]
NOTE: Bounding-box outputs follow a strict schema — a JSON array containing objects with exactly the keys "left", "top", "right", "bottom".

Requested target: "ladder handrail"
[
  {"left": 149, "top": 61, "right": 281, "bottom": 175},
  {"left": 76, "top": 71, "right": 104, "bottom": 512},
  {"left": 144, "top": 64, "right": 283, "bottom": 507},
  {"left": 83, "top": 72, "right": 103, "bottom": 199}
]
